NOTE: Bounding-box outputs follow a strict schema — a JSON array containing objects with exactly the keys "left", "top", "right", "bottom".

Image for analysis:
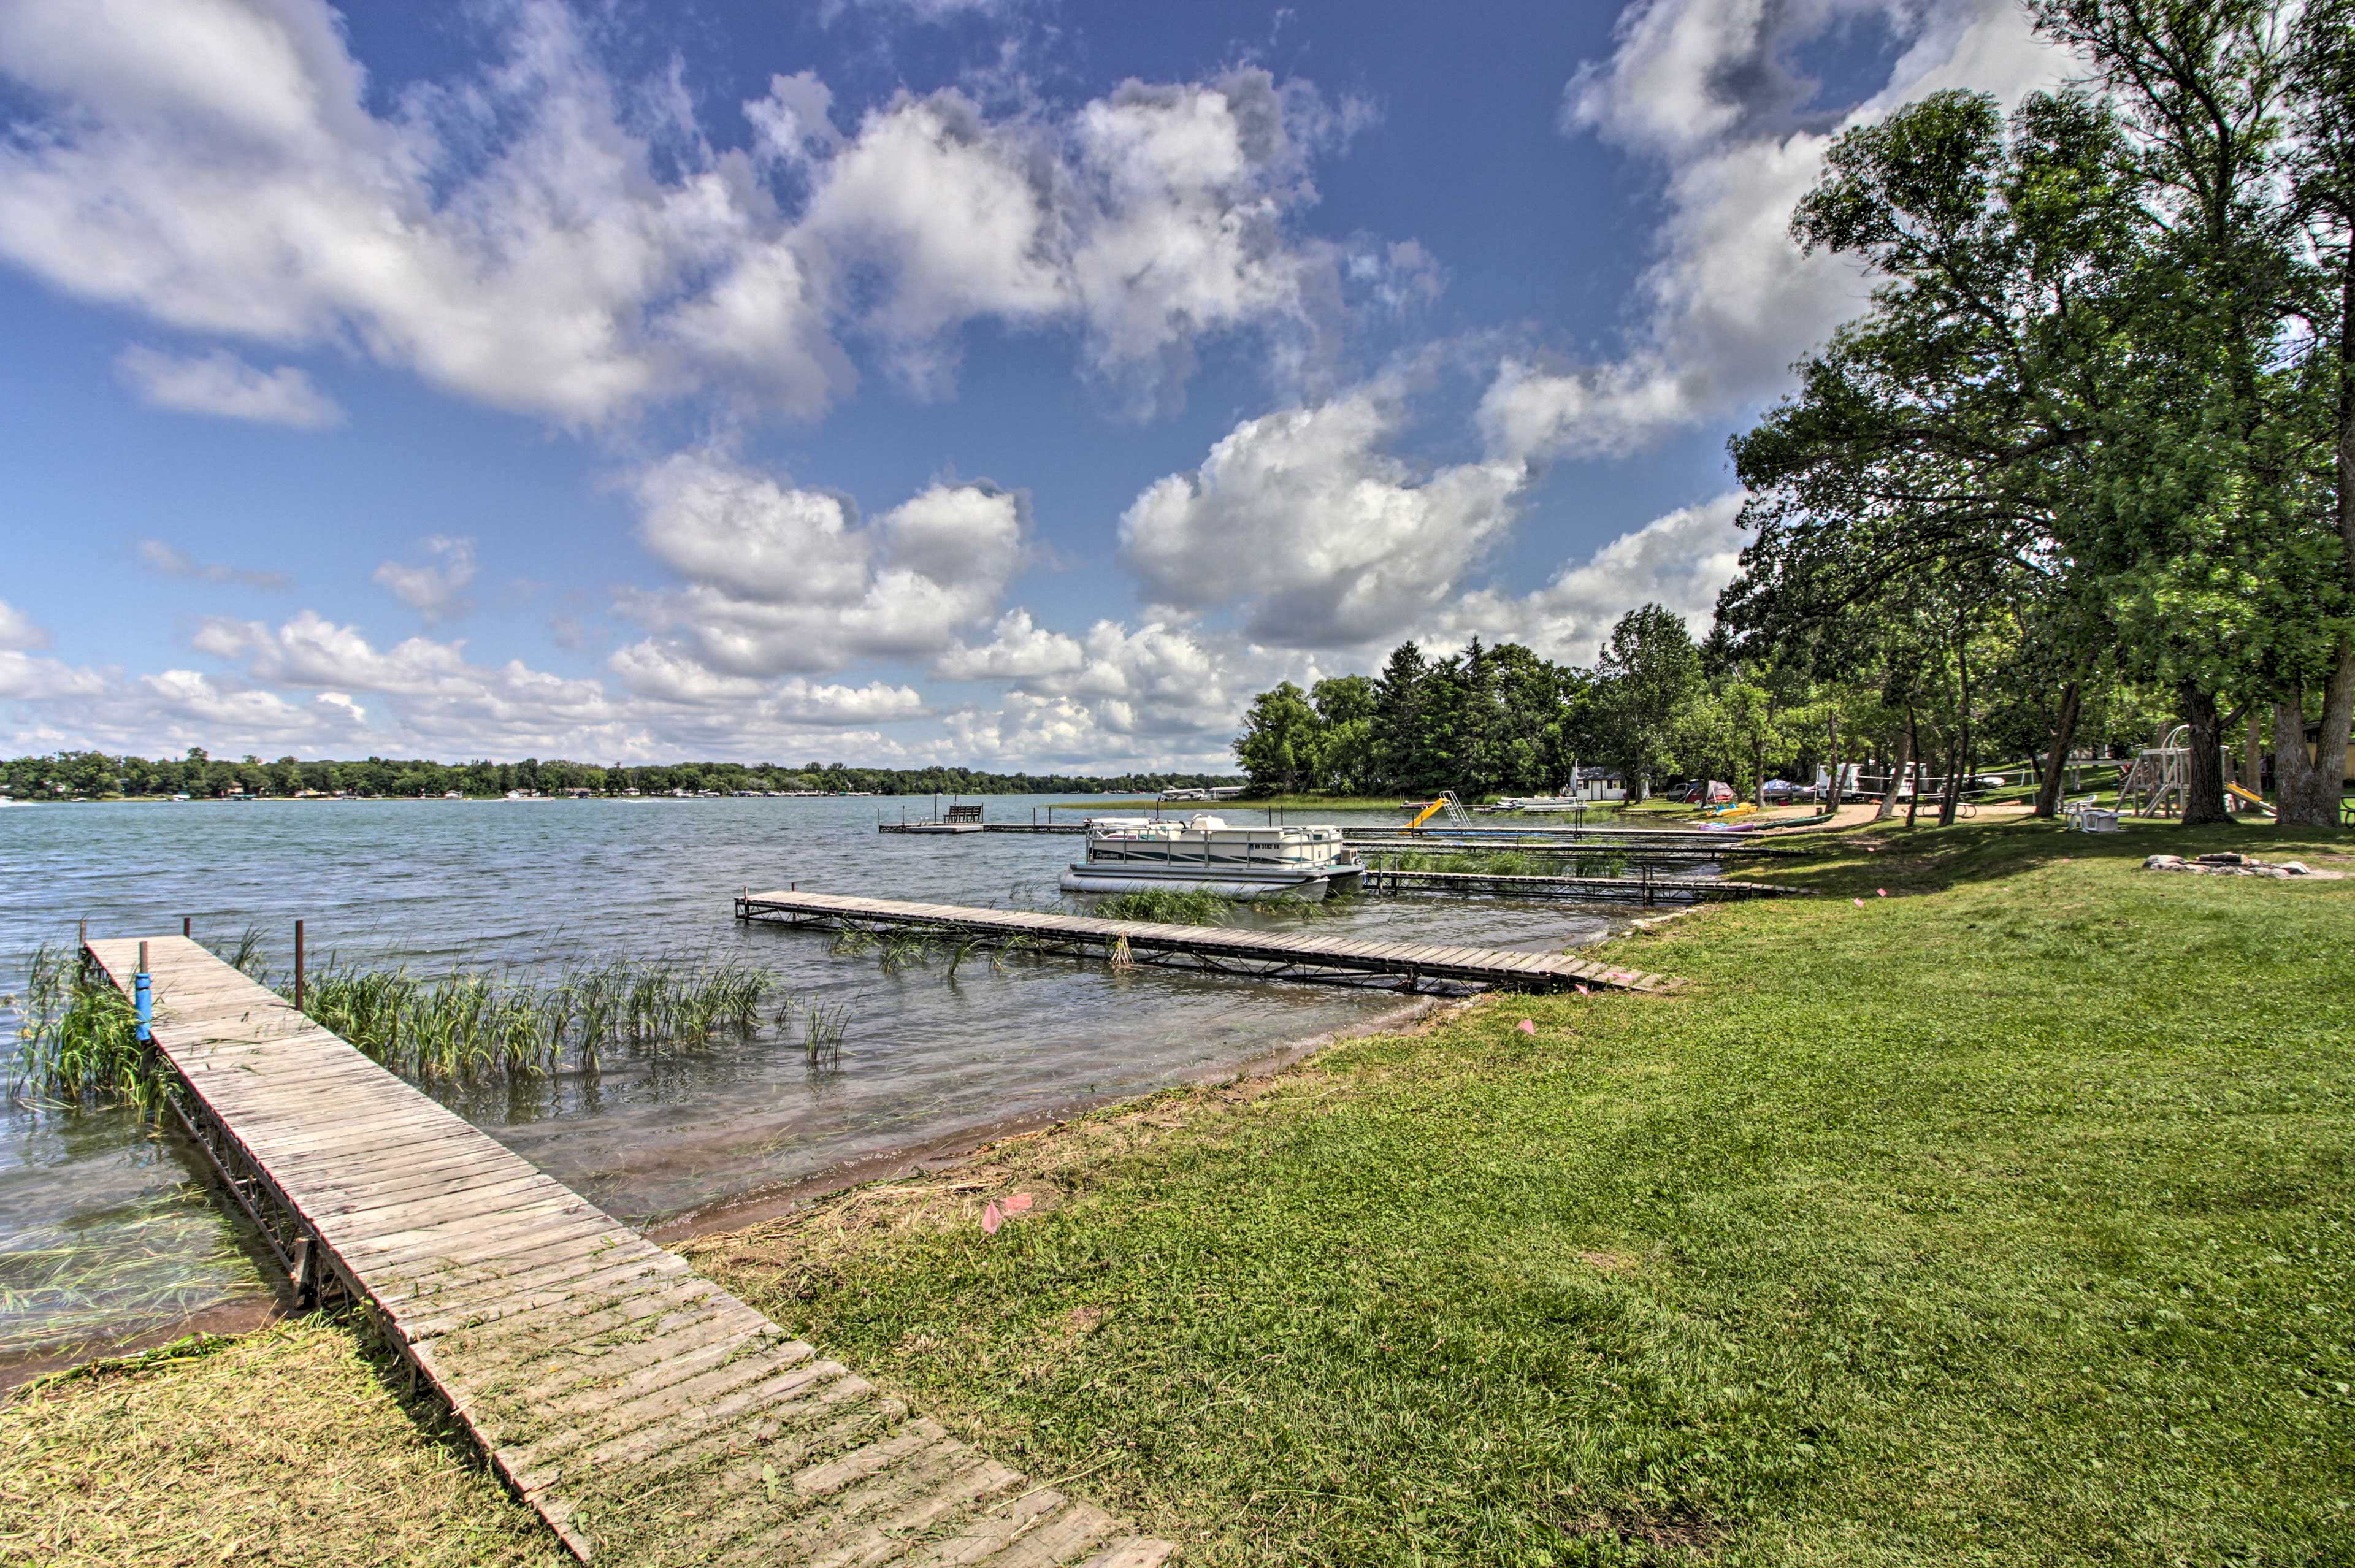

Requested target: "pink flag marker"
[
  {"left": 1853, "top": 897, "right": 1864, "bottom": 906},
  {"left": 1575, "top": 983, "right": 1590, "bottom": 995},
  {"left": 1877, "top": 888, "right": 1887, "bottom": 897},
  {"left": 981, "top": 1201, "right": 1002, "bottom": 1234},
  {"left": 1003, "top": 1193, "right": 1033, "bottom": 1214},
  {"left": 1517, "top": 1018, "right": 1536, "bottom": 1034}
]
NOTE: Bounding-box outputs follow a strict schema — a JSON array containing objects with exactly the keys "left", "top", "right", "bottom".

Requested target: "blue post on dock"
[{"left": 134, "top": 939, "right": 153, "bottom": 1046}]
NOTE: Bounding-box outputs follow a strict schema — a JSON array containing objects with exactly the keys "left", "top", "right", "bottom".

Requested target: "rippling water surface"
[{"left": 2, "top": 794, "right": 1633, "bottom": 1370}]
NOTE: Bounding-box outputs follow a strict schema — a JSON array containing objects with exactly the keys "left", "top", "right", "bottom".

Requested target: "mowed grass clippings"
[
  {"left": 0, "top": 1318, "right": 566, "bottom": 1568},
  {"left": 689, "top": 819, "right": 2355, "bottom": 1567}
]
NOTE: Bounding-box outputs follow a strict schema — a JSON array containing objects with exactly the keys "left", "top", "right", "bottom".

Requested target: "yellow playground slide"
[{"left": 2226, "top": 782, "right": 2276, "bottom": 817}]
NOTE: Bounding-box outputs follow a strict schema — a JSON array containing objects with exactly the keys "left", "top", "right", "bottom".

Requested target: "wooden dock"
[
  {"left": 1365, "top": 865, "right": 1802, "bottom": 903},
  {"left": 737, "top": 891, "right": 1679, "bottom": 993},
  {"left": 1343, "top": 833, "right": 1809, "bottom": 859},
  {"left": 879, "top": 820, "right": 1082, "bottom": 835},
  {"left": 83, "top": 935, "right": 1172, "bottom": 1567}
]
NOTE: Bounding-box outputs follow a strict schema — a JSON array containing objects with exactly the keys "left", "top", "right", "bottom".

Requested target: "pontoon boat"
[{"left": 1061, "top": 815, "right": 1365, "bottom": 900}]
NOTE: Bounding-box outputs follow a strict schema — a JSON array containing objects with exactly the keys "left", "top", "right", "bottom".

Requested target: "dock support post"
[
  {"left": 182, "top": 915, "right": 191, "bottom": 938},
  {"left": 291, "top": 1235, "right": 318, "bottom": 1308},
  {"left": 293, "top": 920, "right": 305, "bottom": 1011},
  {"left": 134, "top": 941, "right": 153, "bottom": 1046}
]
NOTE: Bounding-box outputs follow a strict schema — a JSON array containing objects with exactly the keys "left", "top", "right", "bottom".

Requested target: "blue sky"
[{"left": 0, "top": 0, "right": 2068, "bottom": 770}]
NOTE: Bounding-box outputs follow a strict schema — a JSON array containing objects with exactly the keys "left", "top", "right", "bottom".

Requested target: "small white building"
[{"left": 1573, "top": 766, "right": 1625, "bottom": 801}]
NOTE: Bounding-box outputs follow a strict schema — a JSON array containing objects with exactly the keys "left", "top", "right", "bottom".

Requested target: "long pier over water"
[
  {"left": 738, "top": 890, "right": 1680, "bottom": 993},
  {"left": 85, "top": 935, "right": 1172, "bottom": 1567}
]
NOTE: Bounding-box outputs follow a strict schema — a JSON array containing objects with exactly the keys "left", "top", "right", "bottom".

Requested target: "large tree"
[
  {"left": 1232, "top": 682, "right": 1323, "bottom": 795},
  {"left": 1595, "top": 605, "right": 1704, "bottom": 799}
]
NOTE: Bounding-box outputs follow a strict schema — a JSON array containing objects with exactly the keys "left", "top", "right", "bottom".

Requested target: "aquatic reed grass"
[
  {"left": 803, "top": 1001, "right": 851, "bottom": 1065},
  {"left": 1385, "top": 848, "right": 1563, "bottom": 877},
  {"left": 210, "top": 926, "right": 272, "bottom": 982},
  {"left": 879, "top": 933, "right": 933, "bottom": 973},
  {"left": 0, "top": 1188, "right": 260, "bottom": 1363},
  {"left": 6, "top": 944, "right": 161, "bottom": 1114},
  {"left": 1092, "top": 889, "right": 1233, "bottom": 925},
  {"left": 292, "top": 954, "right": 790, "bottom": 1087},
  {"left": 1257, "top": 892, "right": 1357, "bottom": 921}
]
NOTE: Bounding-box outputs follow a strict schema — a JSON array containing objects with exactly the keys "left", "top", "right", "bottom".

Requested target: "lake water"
[{"left": 1, "top": 794, "right": 1638, "bottom": 1374}]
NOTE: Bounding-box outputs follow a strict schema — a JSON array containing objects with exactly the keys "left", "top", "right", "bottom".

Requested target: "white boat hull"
[{"left": 1060, "top": 863, "right": 1363, "bottom": 900}]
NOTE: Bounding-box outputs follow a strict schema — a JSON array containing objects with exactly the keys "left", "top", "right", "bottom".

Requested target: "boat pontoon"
[{"left": 1061, "top": 815, "right": 1365, "bottom": 900}]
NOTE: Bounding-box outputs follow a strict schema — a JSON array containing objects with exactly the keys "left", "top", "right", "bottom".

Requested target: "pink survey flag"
[
  {"left": 1575, "top": 983, "right": 1590, "bottom": 995},
  {"left": 1003, "top": 1193, "right": 1033, "bottom": 1214},
  {"left": 1877, "top": 888, "right": 1887, "bottom": 897},
  {"left": 1517, "top": 1018, "right": 1536, "bottom": 1034},
  {"left": 981, "top": 1201, "right": 1002, "bottom": 1234},
  {"left": 1853, "top": 898, "right": 1865, "bottom": 906}
]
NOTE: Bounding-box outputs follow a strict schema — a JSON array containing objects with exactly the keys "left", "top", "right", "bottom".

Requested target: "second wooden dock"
[
  {"left": 1365, "top": 865, "right": 1802, "bottom": 903},
  {"left": 737, "top": 891, "right": 1679, "bottom": 993}
]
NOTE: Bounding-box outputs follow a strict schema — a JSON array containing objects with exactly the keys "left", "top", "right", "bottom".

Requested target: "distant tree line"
[
  {"left": 1233, "top": 612, "right": 2173, "bottom": 803},
  {"left": 0, "top": 749, "right": 1236, "bottom": 801}
]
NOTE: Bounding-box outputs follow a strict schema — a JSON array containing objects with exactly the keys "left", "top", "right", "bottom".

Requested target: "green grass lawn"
[{"left": 692, "top": 817, "right": 2355, "bottom": 1566}]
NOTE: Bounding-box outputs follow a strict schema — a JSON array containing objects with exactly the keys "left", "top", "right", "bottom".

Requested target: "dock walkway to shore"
[
  {"left": 1363, "top": 865, "right": 1802, "bottom": 903},
  {"left": 737, "top": 890, "right": 1679, "bottom": 993},
  {"left": 83, "top": 934, "right": 1173, "bottom": 1568}
]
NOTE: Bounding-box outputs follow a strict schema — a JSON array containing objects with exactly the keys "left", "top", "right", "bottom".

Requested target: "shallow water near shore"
[{"left": 2, "top": 794, "right": 1645, "bottom": 1371}]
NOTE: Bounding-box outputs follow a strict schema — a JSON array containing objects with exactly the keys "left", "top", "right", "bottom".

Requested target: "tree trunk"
[
  {"left": 2034, "top": 679, "right": 2083, "bottom": 818},
  {"left": 2243, "top": 705, "right": 2262, "bottom": 807},
  {"left": 1944, "top": 641, "right": 1973, "bottom": 827},
  {"left": 1937, "top": 727, "right": 1961, "bottom": 827},
  {"left": 2291, "top": 245, "right": 2355, "bottom": 829},
  {"left": 1827, "top": 708, "right": 1844, "bottom": 811},
  {"left": 1753, "top": 733, "right": 1766, "bottom": 809},
  {"left": 1877, "top": 717, "right": 1913, "bottom": 822},
  {"left": 2276, "top": 650, "right": 2355, "bottom": 828},
  {"left": 1906, "top": 713, "right": 1924, "bottom": 829},
  {"left": 2178, "top": 683, "right": 2229, "bottom": 826}
]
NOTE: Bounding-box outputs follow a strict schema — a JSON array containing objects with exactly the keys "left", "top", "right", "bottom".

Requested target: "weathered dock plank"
[
  {"left": 737, "top": 890, "right": 1679, "bottom": 995},
  {"left": 1365, "top": 865, "right": 1805, "bottom": 902},
  {"left": 85, "top": 935, "right": 1173, "bottom": 1567}
]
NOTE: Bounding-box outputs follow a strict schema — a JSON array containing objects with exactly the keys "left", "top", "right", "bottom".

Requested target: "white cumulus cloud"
[
  {"left": 139, "top": 539, "right": 293, "bottom": 590},
  {"left": 0, "top": 599, "right": 52, "bottom": 651},
  {"left": 621, "top": 451, "right": 1026, "bottom": 677},
  {"left": 373, "top": 536, "right": 478, "bottom": 622},
  {"left": 1120, "top": 388, "right": 1527, "bottom": 649},
  {"left": 116, "top": 345, "right": 343, "bottom": 428},
  {"left": 1482, "top": 0, "right": 2069, "bottom": 465},
  {"left": 1428, "top": 492, "right": 1748, "bottom": 664},
  {"left": 0, "top": 2, "right": 1393, "bottom": 427}
]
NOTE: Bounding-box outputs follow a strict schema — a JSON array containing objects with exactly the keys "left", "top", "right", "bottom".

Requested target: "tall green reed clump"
[
  {"left": 1092, "top": 889, "right": 1234, "bottom": 924},
  {"left": 1257, "top": 891, "right": 1358, "bottom": 920},
  {"left": 293, "top": 954, "right": 787, "bottom": 1087},
  {"left": 6, "top": 944, "right": 161, "bottom": 1114},
  {"left": 1387, "top": 848, "right": 1561, "bottom": 877}
]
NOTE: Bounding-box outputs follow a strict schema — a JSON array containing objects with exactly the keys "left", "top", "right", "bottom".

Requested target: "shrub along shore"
[{"left": 4, "top": 817, "right": 2349, "bottom": 1565}]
